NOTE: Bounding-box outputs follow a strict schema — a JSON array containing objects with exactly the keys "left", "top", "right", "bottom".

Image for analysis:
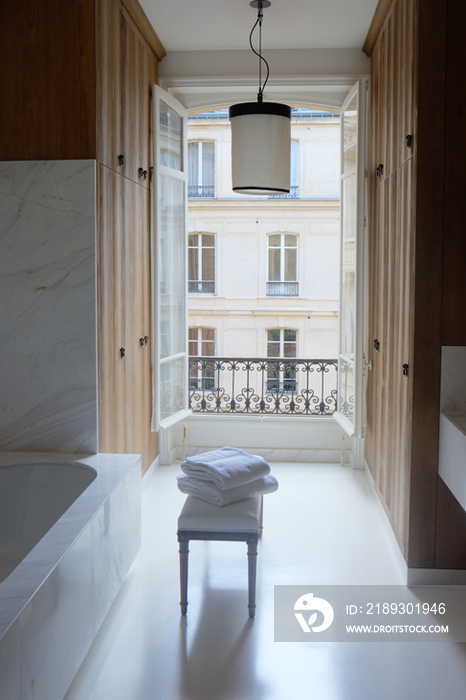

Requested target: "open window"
[
  {"left": 151, "top": 86, "right": 189, "bottom": 431},
  {"left": 333, "top": 79, "right": 367, "bottom": 444}
]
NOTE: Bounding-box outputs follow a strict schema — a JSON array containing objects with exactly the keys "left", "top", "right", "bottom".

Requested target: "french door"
[{"left": 334, "top": 79, "right": 367, "bottom": 456}]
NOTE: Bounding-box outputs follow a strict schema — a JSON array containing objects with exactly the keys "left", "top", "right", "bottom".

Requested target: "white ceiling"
[{"left": 139, "top": 0, "right": 379, "bottom": 53}]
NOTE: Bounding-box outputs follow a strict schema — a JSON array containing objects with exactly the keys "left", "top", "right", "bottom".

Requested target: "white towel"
[
  {"left": 177, "top": 473, "right": 279, "bottom": 506},
  {"left": 180, "top": 447, "right": 270, "bottom": 490}
]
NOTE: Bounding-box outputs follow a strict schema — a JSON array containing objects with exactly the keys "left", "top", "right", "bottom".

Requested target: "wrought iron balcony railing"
[
  {"left": 266, "top": 281, "right": 299, "bottom": 296},
  {"left": 189, "top": 357, "right": 338, "bottom": 415},
  {"left": 188, "top": 280, "right": 215, "bottom": 294},
  {"left": 188, "top": 185, "right": 215, "bottom": 198}
]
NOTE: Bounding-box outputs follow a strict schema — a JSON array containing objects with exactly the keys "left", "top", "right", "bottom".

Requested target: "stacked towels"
[{"left": 177, "top": 446, "right": 279, "bottom": 506}]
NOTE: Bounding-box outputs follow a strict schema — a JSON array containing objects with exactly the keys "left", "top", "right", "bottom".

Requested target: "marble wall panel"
[
  {"left": 440, "top": 346, "right": 466, "bottom": 413},
  {"left": 0, "top": 160, "right": 97, "bottom": 452}
]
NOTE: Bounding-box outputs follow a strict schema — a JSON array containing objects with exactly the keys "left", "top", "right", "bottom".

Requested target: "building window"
[
  {"left": 266, "top": 329, "right": 297, "bottom": 392},
  {"left": 188, "top": 233, "right": 215, "bottom": 293},
  {"left": 189, "top": 327, "right": 215, "bottom": 390},
  {"left": 188, "top": 141, "right": 215, "bottom": 197},
  {"left": 269, "top": 141, "right": 298, "bottom": 198},
  {"left": 267, "top": 233, "right": 298, "bottom": 296}
]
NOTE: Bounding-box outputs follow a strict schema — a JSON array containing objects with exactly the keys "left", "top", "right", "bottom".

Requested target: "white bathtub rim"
[{"left": 0, "top": 451, "right": 141, "bottom": 640}]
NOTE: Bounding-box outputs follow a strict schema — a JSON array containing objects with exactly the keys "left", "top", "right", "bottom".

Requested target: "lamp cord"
[{"left": 249, "top": 6, "right": 270, "bottom": 102}]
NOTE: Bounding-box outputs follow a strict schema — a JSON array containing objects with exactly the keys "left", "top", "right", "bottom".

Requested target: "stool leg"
[
  {"left": 179, "top": 539, "right": 189, "bottom": 615},
  {"left": 259, "top": 495, "right": 264, "bottom": 537},
  {"left": 247, "top": 541, "right": 258, "bottom": 618}
]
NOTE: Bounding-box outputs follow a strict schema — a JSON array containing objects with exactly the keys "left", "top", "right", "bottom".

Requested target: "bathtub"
[{"left": 0, "top": 452, "right": 142, "bottom": 700}]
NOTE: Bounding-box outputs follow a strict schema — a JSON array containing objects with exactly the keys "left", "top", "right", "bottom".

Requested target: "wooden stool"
[{"left": 177, "top": 495, "right": 263, "bottom": 619}]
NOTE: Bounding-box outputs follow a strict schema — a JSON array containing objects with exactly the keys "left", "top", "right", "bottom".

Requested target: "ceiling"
[{"left": 139, "top": 0, "right": 379, "bottom": 53}]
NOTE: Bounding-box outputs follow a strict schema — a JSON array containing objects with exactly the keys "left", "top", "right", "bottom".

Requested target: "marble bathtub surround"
[
  {"left": 439, "top": 412, "right": 466, "bottom": 512},
  {"left": 440, "top": 346, "right": 466, "bottom": 413},
  {"left": 0, "top": 160, "right": 98, "bottom": 452},
  {"left": 0, "top": 451, "right": 141, "bottom": 700}
]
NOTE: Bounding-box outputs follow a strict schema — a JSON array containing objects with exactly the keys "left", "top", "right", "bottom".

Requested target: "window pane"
[
  {"left": 188, "top": 247, "right": 198, "bottom": 281},
  {"left": 284, "top": 234, "right": 297, "bottom": 247},
  {"left": 188, "top": 328, "right": 198, "bottom": 356},
  {"left": 343, "top": 93, "right": 357, "bottom": 172},
  {"left": 284, "top": 329, "right": 297, "bottom": 342},
  {"left": 267, "top": 342, "right": 280, "bottom": 357},
  {"left": 160, "top": 175, "right": 185, "bottom": 358},
  {"left": 202, "top": 247, "right": 215, "bottom": 281},
  {"left": 290, "top": 141, "right": 298, "bottom": 187},
  {"left": 268, "top": 329, "right": 280, "bottom": 342},
  {"left": 188, "top": 142, "right": 199, "bottom": 186},
  {"left": 284, "top": 342, "right": 297, "bottom": 358},
  {"left": 268, "top": 234, "right": 280, "bottom": 247},
  {"left": 284, "top": 248, "right": 297, "bottom": 281},
  {"left": 160, "top": 101, "right": 182, "bottom": 170},
  {"left": 268, "top": 249, "right": 281, "bottom": 281},
  {"left": 160, "top": 356, "right": 186, "bottom": 421},
  {"left": 202, "top": 234, "right": 215, "bottom": 247},
  {"left": 202, "top": 328, "right": 215, "bottom": 342},
  {"left": 341, "top": 173, "right": 357, "bottom": 358},
  {"left": 202, "top": 340, "right": 215, "bottom": 356},
  {"left": 202, "top": 142, "right": 215, "bottom": 186}
]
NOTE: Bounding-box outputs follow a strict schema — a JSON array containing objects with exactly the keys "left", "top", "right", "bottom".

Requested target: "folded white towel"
[
  {"left": 181, "top": 447, "right": 270, "bottom": 490},
  {"left": 177, "top": 473, "right": 279, "bottom": 506}
]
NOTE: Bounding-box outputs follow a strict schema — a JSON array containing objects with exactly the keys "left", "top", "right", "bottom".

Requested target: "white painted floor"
[{"left": 65, "top": 463, "right": 466, "bottom": 700}]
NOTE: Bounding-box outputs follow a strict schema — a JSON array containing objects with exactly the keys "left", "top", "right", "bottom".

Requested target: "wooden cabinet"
[
  {"left": 366, "top": 0, "right": 417, "bottom": 559},
  {"left": 97, "top": 0, "right": 156, "bottom": 188},
  {"left": 98, "top": 163, "right": 158, "bottom": 473}
]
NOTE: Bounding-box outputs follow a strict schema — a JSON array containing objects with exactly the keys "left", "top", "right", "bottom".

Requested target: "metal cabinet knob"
[
  {"left": 374, "top": 339, "right": 380, "bottom": 352},
  {"left": 138, "top": 167, "right": 145, "bottom": 179},
  {"left": 402, "top": 363, "right": 409, "bottom": 377},
  {"left": 118, "top": 155, "right": 124, "bottom": 166},
  {"left": 140, "top": 337, "right": 145, "bottom": 348},
  {"left": 120, "top": 347, "right": 125, "bottom": 359},
  {"left": 144, "top": 336, "right": 149, "bottom": 345},
  {"left": 406, "top": 134, "right": 413, "bottom": 149}
]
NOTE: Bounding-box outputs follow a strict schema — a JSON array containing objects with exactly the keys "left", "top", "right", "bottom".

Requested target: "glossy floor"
[{"left": 65, "top": 463, "right": 466, "bottom": 700}]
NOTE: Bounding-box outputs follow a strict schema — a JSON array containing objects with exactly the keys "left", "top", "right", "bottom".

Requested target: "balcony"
[
  {"left": 188, "top": 280, "right": 215, "bottom": 294},
  {"left": 266, "top": 281, "right": 299, "bottom": 296},
  {"left": 189, "top": 357, "right": 338, "bottom": 415},
  {"left": 188, "top": 185, "right": 215, "bottom": 198}
]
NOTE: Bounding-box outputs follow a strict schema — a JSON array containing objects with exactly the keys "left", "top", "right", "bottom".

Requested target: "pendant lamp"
[{"left": 229, "top": 0, "right": 291, "bottom": 195}]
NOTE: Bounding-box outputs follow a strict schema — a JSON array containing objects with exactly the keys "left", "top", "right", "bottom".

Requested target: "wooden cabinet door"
[
  {"left": 98, "top": 164, "right": 127, "bottom": 453},
  {"left": 97, "top": 0, "right": 125, "bottom": 174},
  {"left": 397, "top": 0, "right": 417, "bottom": 167},
  {"left": 391, "top": 157, "right": 414, "bottom": 556}
]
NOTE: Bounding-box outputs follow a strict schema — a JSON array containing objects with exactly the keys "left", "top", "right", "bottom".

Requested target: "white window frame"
[
  {"left": 188, "top": 232, "right": 216, "bottom": 294},
  {"left": 267, "top": 233, "right": 298, "bottom": 283},
  {"left": 333, "top": 78, "right": 367, "bottom": 456},
  {"left": 266, "top": 328, "right": 298, "bottom": 393},
  {"left": 151, "top": 85, "right": 189, "bottom": 431},
  {"left": 188, "top": 140, "right": 216, "bottom": 191}
]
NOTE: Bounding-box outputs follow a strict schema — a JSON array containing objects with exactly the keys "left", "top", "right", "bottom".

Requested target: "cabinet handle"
[
  {"left": 144, "top": 335, "right": 149, "bottom": 345},
  {"left": 138, "top": 167, "right": 145, "bottom": 179},
  {"left": 374, "top": 339, "right": 380, "bottom": 352},
  {"left": 402, "top": 363, "right": 409, "bottom": 377},
  {"left": 143, "top": 170, "right": 148, "bottom": 181},
  {"left": 406, "top": 134, "right": 413, "bottom": 149},
  {"left": 376, "top": 164, "right": 384, "bottom": 177},
  {"left": 139, "top": 337, "right": 145, "bottom": 348},
  {"left": 120, "top": 347, "right": 125, "bottom": 359},
  {"left": 118, "top": 155, "right": 124, "bottom": 166}
]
